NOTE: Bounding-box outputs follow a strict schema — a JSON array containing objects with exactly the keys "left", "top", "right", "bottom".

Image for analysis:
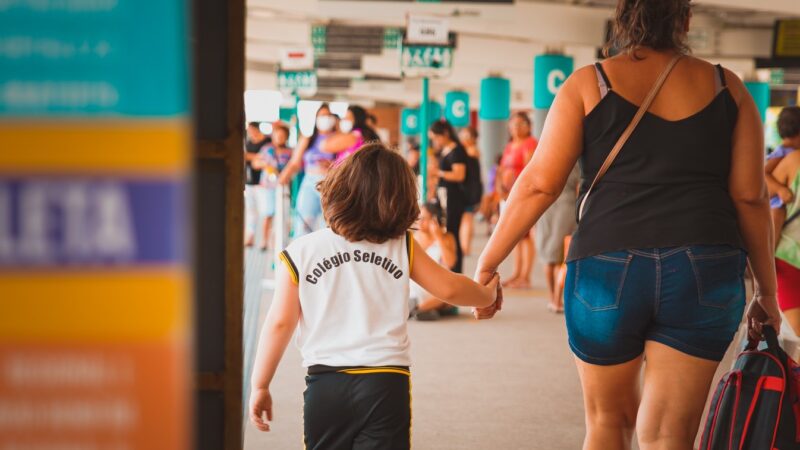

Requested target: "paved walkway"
[{"left": 243, "top": 234, "right": 742, "bottom": 449}]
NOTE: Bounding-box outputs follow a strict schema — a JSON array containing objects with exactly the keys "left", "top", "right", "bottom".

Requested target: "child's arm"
[
  {"left": 410, "top": 240, "right": 498, "bottom": 308},
  {"left": 765, "top": 156, "right": 792, "bottom": 201},
  {"left": 249, "top": 263, "right": 301, "bottom": 432}
]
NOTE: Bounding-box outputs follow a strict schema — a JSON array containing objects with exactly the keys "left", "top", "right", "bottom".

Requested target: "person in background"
[
  {"left": 366, "top": 113, "right": 378, "bottom": 129},
  {"left": 535, "top": 164, "right": 580, "bottom": 313},
  {"left": 251, "top": 121, "right": 293, "bottom": 251},
  {"left": 278, "top": 104, "right": 337, "bottom": 236},
  {"left": 405, "top": 137, "right": 421, "bottom": 175},
  {"left": 770, "top": 150, "right": 800, "bottom": 337},
  {"left": 322, "top": 105, "right": 380, "bottom": 162},
  {"left": 249, "top": 144, "right": 499, "bottom": 448},
  {"left": 498, "top": 112, "right": 538, "bottom": 288},
  {"left": 244, "top": 122, "right": 271, "bottom": 248},
  {"left": 430, "top": 119, "right": 468, "bottom": 273},
  {"left": 410, "top": 202, "right": 459, "bottom": 321},
  {"left": 764, "top": 106, "right": 800, "bottom": 243},
  {"left": 458, "top": 126, "right": 483, "bottom": 256},
  {"left": 479, "top": 155, "right": 503, "bottom": 236}
]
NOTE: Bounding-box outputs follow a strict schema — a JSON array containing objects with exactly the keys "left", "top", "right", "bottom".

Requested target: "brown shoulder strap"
[{"left": 578, "top": 54, "right": 682, "bottom": 222}]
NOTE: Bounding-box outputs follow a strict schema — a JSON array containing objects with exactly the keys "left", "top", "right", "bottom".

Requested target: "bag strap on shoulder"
[{"left": 578, "top": 54, "right": 683, "bottom": 221}]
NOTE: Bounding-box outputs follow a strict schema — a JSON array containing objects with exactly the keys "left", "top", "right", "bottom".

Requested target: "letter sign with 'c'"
[
  {"left": 401, "top": 108, "right": 420, "bottom": 135},
  {"left": 534, "top": 54, "right": 574, "bottom": 110},
  {"left": 444, "top": 91, "right": 470, "bottom": 127}
]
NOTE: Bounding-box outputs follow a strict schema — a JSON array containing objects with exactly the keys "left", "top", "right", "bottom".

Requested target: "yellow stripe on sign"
[
  {"left": 0, "top": 269, "right": 190, "bottom": 341},
  {"left": 0, "top": 121, "right": 190, "bottom": 174}
]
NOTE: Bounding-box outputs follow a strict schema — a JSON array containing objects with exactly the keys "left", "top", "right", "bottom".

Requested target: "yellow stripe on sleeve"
[
  {"left": 279, "top": 251, "right": 299, "bottom": 285},
  {"left": 407, "top": 231, "right": 414, "bottom": 273}
]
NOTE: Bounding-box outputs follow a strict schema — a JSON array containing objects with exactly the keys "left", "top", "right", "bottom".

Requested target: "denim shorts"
[{"left": 564, "top": 245, "right": 747, "bottom": 366}]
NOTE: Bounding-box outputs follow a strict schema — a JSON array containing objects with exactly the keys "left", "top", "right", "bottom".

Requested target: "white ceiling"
[{"left": 246, "top": 0, "right": 799, "bottom": 108}]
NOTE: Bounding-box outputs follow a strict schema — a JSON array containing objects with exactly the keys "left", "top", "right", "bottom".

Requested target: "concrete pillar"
[{"left": 479, "top": 76, "right": 511, "bottom": 185}]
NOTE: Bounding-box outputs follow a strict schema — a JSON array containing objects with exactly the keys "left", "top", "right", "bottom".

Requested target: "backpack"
[{"left": 700, "top": 326, "right": 800, "bottom": 450}]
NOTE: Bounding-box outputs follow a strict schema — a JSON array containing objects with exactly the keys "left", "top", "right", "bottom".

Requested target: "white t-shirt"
[{"left": 279, "top": 228, "right": 413, "bottom": 367}]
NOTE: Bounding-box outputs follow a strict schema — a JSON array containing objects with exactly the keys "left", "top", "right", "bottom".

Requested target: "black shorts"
[{"left": 304, "top": 365, "right": 411, "bottom": 450}]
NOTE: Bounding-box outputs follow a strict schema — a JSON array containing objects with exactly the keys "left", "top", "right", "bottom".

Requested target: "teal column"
[
  {"left": 745, "top": 81, "right": 770, "bottom": 123},
  {"left": 479, "top": 77, "right": 511, "bottom": 188},
  {"left": 533, "top": 54, "right": 574, "bottom": 138}
]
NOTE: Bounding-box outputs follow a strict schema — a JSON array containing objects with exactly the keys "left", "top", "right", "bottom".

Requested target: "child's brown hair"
[{"left": 318, "top": 143, "right": 419, "bottom": 243}]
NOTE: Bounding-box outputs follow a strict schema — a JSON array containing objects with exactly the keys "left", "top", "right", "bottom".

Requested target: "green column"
[{"left": 420, "top": 77, "right": 430, "bottom": 201}]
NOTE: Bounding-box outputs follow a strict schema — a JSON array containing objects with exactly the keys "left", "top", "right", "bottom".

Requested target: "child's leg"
[
  {"left": 304, "top": 372, "right": 359, "bottom": 450},
  {"left": 772, "top": 207, "right": 786, "bottom": 249},
  {"left": 351, "top": 372, "right": 411, "bottom": 450}
]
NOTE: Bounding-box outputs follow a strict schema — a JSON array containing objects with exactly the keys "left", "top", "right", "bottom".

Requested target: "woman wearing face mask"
[
  {"left": 430, "top": 119, "right": 468, "bottom": 273},
  {"left": 322, "top": 105, "right": 380, "bottom": 162},
  {"left": 278, "top": 104, "right": 337, "bottom": 236}
]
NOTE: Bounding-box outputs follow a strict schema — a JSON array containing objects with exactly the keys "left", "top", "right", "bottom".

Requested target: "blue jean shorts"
[{"left": 565, "top": 245, "right": 747, "bottom": 366}]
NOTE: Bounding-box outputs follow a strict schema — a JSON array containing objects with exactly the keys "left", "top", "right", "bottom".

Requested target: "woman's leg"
[
  {"left": 575, "top": 357, "right": 642, "bottom": 450},
  {"left": 636, "top": 341, "right": 720, "bottom": 450},
  {"left": 446, "top": 195, "right": 465, "bottom": 273},
  {"left": 785, "top": 308, "right": 800, "bottom": 337},
  {"left": 460, "top": 211, "right": 474, "bottom": 256},
  {"left": 507, "top": 236, "right": 533, "bottom": 288}
]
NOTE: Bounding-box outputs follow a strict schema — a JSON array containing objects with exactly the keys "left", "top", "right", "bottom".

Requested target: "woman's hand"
[
  {"left": 746, "top": 293, "right": 782, "bottom": 342},
  {"left": 249, "top": 387, "right": 273, "bottom": 432},
  {"left": 778, "top": 186, "right": 794, "bottom": 205}
]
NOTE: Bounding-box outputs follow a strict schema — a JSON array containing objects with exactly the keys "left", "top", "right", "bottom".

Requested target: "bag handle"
[{"left": 578, "top": 54, "right": 683, "bottom": 221}]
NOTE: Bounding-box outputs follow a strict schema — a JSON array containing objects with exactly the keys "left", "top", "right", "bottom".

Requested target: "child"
[
  {"left": 765, "top": 106, "right": 800, "bottom": 244},
  {"left": 251, "top": 121, "right": 293, "bottom": 251},
  {"left": 409, "top": 202, "right": 458, "bottom": 321},
  {"left": 248, "top": 143, "right": 500, "bottom": 449}
]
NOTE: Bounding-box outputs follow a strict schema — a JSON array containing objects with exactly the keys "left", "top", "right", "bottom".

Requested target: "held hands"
[
  {"left": 473, "top": 270, "right": 503, "bottom": 320},
  {"left": 778, "top": 186, "right": 794, "bottom": 205},
  {"left": 249, "top": 387, "right": 273, "bottom": 432},
  {"left": 746, "top": 293, "right": 782, "bottom": 342}
]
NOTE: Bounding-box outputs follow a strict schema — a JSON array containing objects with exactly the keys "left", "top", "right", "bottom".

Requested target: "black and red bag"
[{"left": 700, "top": 327, "right": 800, "bottom": 450}]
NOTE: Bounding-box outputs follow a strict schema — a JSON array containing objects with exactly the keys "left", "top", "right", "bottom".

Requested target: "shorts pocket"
[
  {"left": 687, "top": 246, "right": 746, "bottom": 309},
  {"left": 573, "top": 253, "right": 632, "bottom": 311}
]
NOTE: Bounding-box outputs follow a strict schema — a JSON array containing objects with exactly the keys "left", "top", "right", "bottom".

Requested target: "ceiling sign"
[
  {"left": 280, "top": 47, "right": 315, "bottom": 71},
  {"left": 774, "top": 20, "right": 800, "bottom": 58},
  {"left": 406, "top": 15, "right": 450, "bottom": 45}
]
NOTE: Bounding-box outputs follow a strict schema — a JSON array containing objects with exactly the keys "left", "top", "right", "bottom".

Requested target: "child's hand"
[
  {"left": 779, "top": 186, "right": 794, "bottom": 204},
  {"left": 473, "top": 272, "right": 502, "bottom": 320},
  {"left": 249, "top": 387, "right": 273, "bottom": 432}
]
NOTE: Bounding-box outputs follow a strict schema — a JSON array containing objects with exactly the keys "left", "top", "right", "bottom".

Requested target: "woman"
[
  {"left": 322, "top": 105, "right": 380, "bottom": 161},
  {"left": 429, "top": 119, "right": 468, "bottom": 273},
  {"left": 498, "top": 112, "right": 537, "bottom": 288},
  {"left": 278, "top": 104, "right": 337, "bottom": 236},
  {"left": 475, "top": 1, "right": 781, "bottom": 448},
  {"left": 458, "top": 127, "right": 483, "bottom": 256},
  {"left": 771, "top": 150, "right": 800, "bottom": 336},
  {"left": 410, "top": 202, "right": 459, "bottom": 321}
]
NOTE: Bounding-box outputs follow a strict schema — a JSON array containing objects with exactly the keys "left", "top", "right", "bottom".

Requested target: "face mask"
[
  {"left": 339, "top": 119, "right": 354, "bottom": 133},
  {"left": 316, "top": 115, "right": 335, "bottom": 132}
]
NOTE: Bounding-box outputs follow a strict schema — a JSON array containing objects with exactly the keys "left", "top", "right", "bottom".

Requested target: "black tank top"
[{"left": 567, "top": 63, "right": 744, "bottom": 261}]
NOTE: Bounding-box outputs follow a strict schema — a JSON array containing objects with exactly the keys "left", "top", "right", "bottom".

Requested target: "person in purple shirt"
[{"left": 765, "top": 106, "right": 800, "bottom": 244}]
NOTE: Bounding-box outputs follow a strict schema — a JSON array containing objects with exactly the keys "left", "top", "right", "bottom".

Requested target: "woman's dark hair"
[
  {"left": 271, "top": 121, "right": 290, "bottom": 137},
  {"left": 422, "top": 201, "right": 445, "bottom": 226},
  {"left": 308, "top": 103, "right": 331, "bottom": 148},
  {"left": 605, "top": 0, "right": 692, "bottom": 59},
  {"left": 778, "top": 106, "right": 800, "bottom": 139},
  {"left": 348, "top": 105, "right": 381, "bottom": 142},
  {"left": 429, "top": 119, "right": 460, "bottom": 144},
  {"left": 318, "top": 143, "right": 419, "bottom": 243}
]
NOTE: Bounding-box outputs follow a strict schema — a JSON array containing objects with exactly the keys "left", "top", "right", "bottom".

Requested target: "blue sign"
[
  {"left": 445, "top": 91, "right": 470, "bottom": 127},
  {"left": 745, "top": 81, "right": 770, "bottom": 123},
  {"left": 0, "top": 0, "right": 189, "bottom": 117},
  {"left": 428, "top": 101, "right": 443, "bottom": 124},
  {"left": 0, "top": 177, "right": 187, "bottom": 267},
  {"left": 479, "top": 77, "right": 510, "bottom": 120},
  {"left": 401, "top": 108, "right": 419, "bottom": 135},
  {"left": 534, "top": 54, "right": 574, "bottom": 109}
]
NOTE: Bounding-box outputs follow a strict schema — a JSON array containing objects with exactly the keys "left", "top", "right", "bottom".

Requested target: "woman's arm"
[
  {"left": 321, "top": 132, "right": 358, "bottom": 154},
  {"left": 249, "top": 264, "right": 301, "bottom": 431},
  {"left": 411, "top": 239, "right": 497, "bottom": 307},
  {"left": 439, "top": 163, "right": 466, "bottom": 182},
  {"left": 725, "top": 70, "right": 781, "bottom": 336},
  {"left": 278, "top": 137, "right": 309, "bottom": 185},
  {"left": 475, "top": 70, "right": 587, "bottom": 305}
]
